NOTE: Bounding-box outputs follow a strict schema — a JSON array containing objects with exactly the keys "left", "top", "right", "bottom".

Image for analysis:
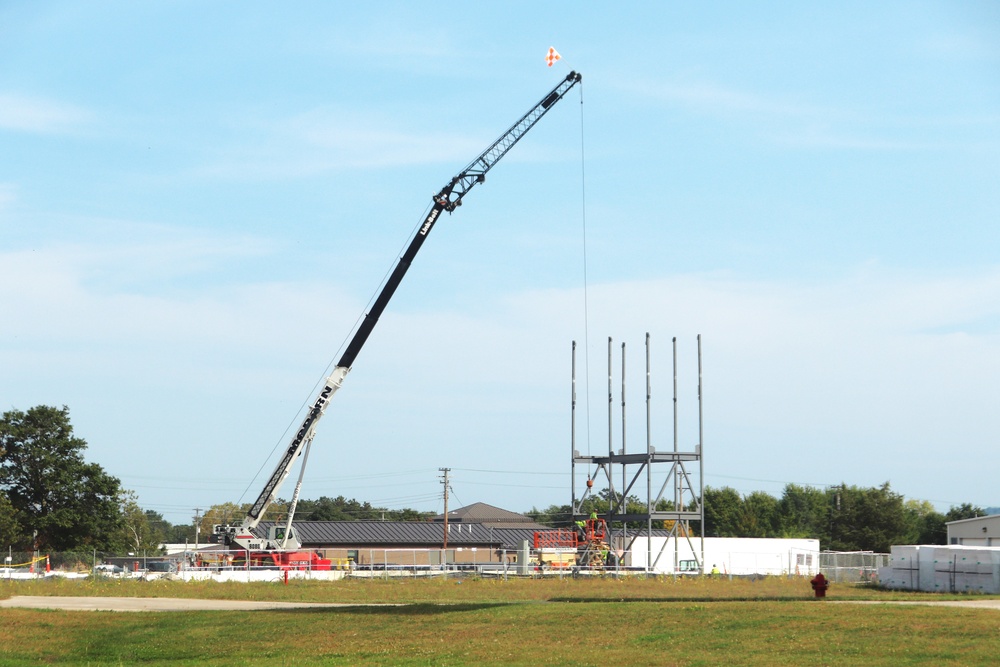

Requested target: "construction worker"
[
  {"left": 587, "top": 512, "right": 599, "bottom": 540},
  {"left": 711, "top": 564, "right": 720, "bottom": 577}
]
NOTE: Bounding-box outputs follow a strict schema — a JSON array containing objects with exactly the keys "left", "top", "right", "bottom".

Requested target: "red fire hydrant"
[{"left": 810, "top": 572, "right": 830, "bottom": 598}]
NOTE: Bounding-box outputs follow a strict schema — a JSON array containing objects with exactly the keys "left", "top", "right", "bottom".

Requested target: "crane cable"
[
  {"left": 577, "top": 82, "right": 593, "bottom": 464},
  {"left": 237, "top": 203, "right": 435, "bottom": 508}
]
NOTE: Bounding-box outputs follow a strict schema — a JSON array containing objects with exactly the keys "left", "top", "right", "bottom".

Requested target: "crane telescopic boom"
[{"left": 220, "top": 71, "right": 582, "bottom": 551}]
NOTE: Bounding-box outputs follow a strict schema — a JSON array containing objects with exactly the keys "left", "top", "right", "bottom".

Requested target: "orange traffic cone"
[{"left": 46, "top": 555, "right": 51, "bottom": 573}]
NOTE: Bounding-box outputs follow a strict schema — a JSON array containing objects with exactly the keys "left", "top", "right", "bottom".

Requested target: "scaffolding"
[{"left": 571, "top": 334, "right": 705, "bottom": 574}]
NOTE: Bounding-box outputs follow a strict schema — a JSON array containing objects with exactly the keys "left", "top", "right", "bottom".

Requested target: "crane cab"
[{"left": 267, "top": 525, "right": 302, "bottom": 550}]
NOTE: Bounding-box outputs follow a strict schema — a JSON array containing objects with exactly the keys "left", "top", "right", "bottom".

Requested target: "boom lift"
[
  {"left": 212, "top": 71, "right": 583, "bottom": 569},
  {"left": 533, "top": 516, "right": 611, "bottom": 570}
]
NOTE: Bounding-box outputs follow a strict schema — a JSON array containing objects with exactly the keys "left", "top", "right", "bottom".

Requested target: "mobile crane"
[{"left": 212, "top": 71, "right": 583, "bottom": 569}]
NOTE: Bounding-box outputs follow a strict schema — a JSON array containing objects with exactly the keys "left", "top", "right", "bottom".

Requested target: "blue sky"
[{"left": 2, "top": 2, "right": 999, "bottom": 526}]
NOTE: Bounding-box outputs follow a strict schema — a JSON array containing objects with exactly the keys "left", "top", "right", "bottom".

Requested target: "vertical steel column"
[
  {"left": 606, "top": 337, "right": 614, "bottom": 522},
  {"left": 673, "top": 336, "right": 679, "bottom": 573},
  {"left": 607, "top": 337, "right": 613, "bottom": 460},
  {"left": 646, "top": 332, "right": 653, "bottom": 572},
  {"left": 698, "top": 334, "right": 705, "bottom": 567},
  {"left": 571, "top": 341, "right": 577, "bottom": 513},
  {"left": 566, "top": 333, "right": 704, "bottom": 576},
  {"left": 621, "top": 341, "right": 627, "bottom": 558}
]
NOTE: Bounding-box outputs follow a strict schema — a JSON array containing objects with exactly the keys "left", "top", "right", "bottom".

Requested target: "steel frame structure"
[{"left": 571, "top": 334, "right": 705, "bottom": 574}]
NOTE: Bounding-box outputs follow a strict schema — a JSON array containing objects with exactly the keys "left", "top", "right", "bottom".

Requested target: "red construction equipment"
[{"left": 533, "top": 518, "right": 611, "bottom": 569}]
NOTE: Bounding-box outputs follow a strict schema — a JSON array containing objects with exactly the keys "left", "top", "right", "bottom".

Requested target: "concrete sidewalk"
[{"left": 832, "top": 599, "right": 1000, "bottom": 610}]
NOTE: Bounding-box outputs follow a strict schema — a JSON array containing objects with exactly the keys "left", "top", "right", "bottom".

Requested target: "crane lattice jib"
[
  {"left": 437, "top": 71, "right": 581, "bottom": 210},
  {"left": 241, "top": 71, "right": 582, "bottom": 530}
]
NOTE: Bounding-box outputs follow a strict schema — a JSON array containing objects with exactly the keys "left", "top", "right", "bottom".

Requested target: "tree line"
[
  {"left": 526, "top": 484, "right": 986, "bottom": 553},
  {"left": 0, "top": 405, "right": 430, "bottom": 554},
  {"left": 1, "top": 404, "right": 988, "bottom": 555}
]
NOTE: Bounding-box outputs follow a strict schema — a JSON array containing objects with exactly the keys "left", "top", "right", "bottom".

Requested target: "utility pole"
[
  {"left": 193, "top": 508, "right": 202, "bottom": 551},
  {"left": 439, "top": 468, "right": 451, "bottom": 550}
]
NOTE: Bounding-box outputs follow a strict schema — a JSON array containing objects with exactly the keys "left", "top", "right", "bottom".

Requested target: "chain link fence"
[
  {"left": 7, "top": 547, "right": 886, "bottom": 582},
  {"left": 2, "top": 548, "right": 504, "bottom": 580},
  {"left": 819, "top": 550, "right": 888, "bottom": 583},
  {"left": 2, "top": 549, "right": 175, "bottom": 579}
]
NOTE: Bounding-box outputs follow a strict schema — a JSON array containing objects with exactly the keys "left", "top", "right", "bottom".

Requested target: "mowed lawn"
[{"left": 2, "top": 577, "right": 999, "bottom": 666}]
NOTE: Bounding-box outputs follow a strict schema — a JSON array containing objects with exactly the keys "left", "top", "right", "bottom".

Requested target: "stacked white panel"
[{"left": 881, "top": 545, "right": 1000, "bottom": 593}]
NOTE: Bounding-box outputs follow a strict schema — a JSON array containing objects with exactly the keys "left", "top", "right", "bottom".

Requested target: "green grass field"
[{"left": 2, "top": 576, "right": 998, "bottom": 666}]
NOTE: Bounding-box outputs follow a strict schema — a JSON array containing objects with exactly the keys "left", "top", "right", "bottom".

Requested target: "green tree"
[
  {"left": 144, "top": 509, "right": 172, "bottom": 541},
  {"left": 945, "top": 503, "right": 986, "bottom": 522},
  {"left": 736, "top": 491, "right": 780, "bottom": 537},
  {"left": 702, "top": 486, "right": 744, "bottom": 537},
  {"left": 527, "top": 504, "right": 572, "bottom": 527},
  {"left": 118, "top": 492, "right": 164, "bottom": 554},
  {"left": 161, "top": 519, "right": 196, "bottom": 543},
  {"left": 0, "top": 492, "right": 25, "bottom": 547},
  {"left": 143, "top": 510, "right": 196, "bottom": 543},
  {"left": 0, "top": 406, "right": 123, "bottom": 551},
  {"left": 387, "top": 507, "right": 434, "bottom": 522},
  {"left": 903, "top": 499, "right": 946, "bottom": 545},
  {"left": 776, "top": 484, "right": 829, "bottom": 540},
  {"left": 589, "top": 489, "right": 654, "bottom": 528},
  {"left": 297, "top": 496, "right": 381, "bottom": 521},
  {"left": 198, "top": 502, "right": 248, "bottom": 538},
  {"left": 828, "top": 482, "right": 911, "bottom": 552}
]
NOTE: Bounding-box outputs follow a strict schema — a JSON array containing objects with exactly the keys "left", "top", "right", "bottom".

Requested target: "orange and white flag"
[{"left": 545, "top": 46, "right": 561, "bottom": 67}]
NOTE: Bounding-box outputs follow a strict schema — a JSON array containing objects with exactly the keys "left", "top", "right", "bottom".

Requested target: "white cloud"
[
  {"left": 286, "top": 108, "right": 484, "bottom": 168},
  {"left": 649, "top": 81, "right": 811, "bottom": 117},
  {"left": 4, "top": 227, "right": 998, "bottom": 512},
  {"left": 0, "top": 93, "right": 91, "bottom": 134},
  {"left": 313, "top": 265, "right": 1000, "bottom": 511},
  {"left": 0, "top": 226, "right": 333, "bottom": 350},
  {"left": 614, "top": 75, "right": 989, "bottom": 151},
  {"left": 191, "top": 107, "right": 493, "bottom": 180},
  {"left": 921, "top": 31, "right": 999, "bottom": 60}
]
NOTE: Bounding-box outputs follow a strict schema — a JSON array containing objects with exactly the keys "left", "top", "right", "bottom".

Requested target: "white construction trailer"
[{"left": 626, "top": 537, "right": 820, "bottom": 576}]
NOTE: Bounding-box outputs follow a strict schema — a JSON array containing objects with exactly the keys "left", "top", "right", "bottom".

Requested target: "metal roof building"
[
  {"left": 259, "top": 520, "right": 538, "bottom": 551},
  {"left": 431, "top": 502, "right": 547, "bottom": 529},
  {"left": 256, "top": 503, "right": 549, "bottom": 566}
]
